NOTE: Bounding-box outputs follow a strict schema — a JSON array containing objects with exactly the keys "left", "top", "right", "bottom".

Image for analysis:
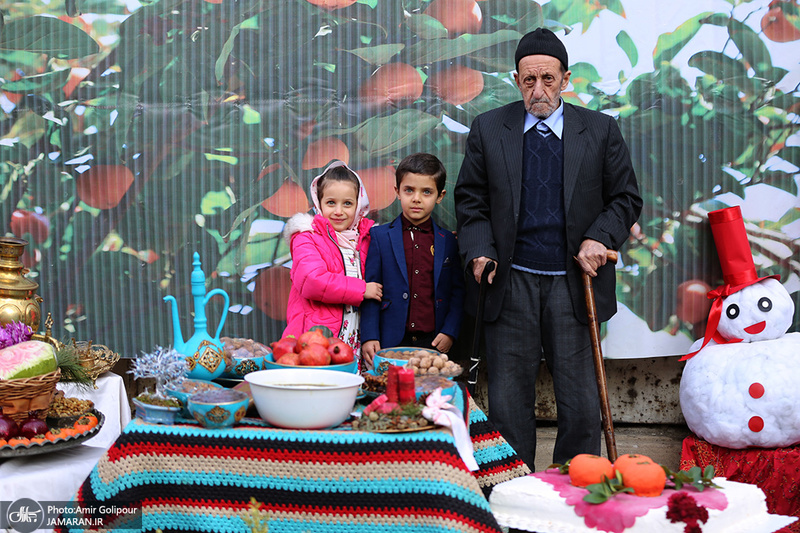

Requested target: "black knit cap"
[{"left": 514, "top": 28, "right": 568, "bottom": 72}]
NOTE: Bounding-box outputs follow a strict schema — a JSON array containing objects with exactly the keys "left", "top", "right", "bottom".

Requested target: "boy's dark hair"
[
  {"left": 316, "top": 163, "right": 360, "bottom": 202},
  {"left": 395, "top": 153, "right": 447, "bottom": 194}
]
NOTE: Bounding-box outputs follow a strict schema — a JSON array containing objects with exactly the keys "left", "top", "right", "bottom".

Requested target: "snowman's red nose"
[{"left": 744, "top": 321, "right": 766, "bottom": 334}]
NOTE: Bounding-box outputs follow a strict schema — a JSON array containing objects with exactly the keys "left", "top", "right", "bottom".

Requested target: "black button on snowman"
[{"left": 679, "top": 206, "right": 799, "bottom": 449}]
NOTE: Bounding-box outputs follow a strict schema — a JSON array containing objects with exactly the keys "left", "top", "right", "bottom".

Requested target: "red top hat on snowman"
[{"left": 681, "top": 205, "right": 780, "bottom": 361}]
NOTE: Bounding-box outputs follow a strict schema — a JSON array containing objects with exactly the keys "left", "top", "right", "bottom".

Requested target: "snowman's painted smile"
[{"left": 744, "top": 321, "right": 766, "bottom": 335}]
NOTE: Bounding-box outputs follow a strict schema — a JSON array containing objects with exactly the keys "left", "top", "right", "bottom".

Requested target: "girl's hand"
[{"left": 364, "top": 282, "right": 383, "bottom": 301}]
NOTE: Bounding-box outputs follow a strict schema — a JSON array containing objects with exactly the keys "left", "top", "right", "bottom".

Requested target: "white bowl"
[{"left": 244, "top": 368, "right": 364, "bottom": 429}]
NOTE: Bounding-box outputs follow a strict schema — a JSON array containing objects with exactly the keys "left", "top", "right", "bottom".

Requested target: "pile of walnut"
[
  {"left": 47, "top": 391, "right": 94, "bottom": 418},
  {"left": 405, "top": 350, "right": 461, "bottom": 377}
]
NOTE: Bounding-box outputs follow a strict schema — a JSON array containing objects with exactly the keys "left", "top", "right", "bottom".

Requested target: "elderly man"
[{"left": 454, "top": 28, "right": 642, "bottom": 468}]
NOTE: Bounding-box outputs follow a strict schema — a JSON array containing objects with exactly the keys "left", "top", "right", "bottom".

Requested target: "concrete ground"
[{"left": 533, "top": 421, "right": 690, "bottom": 472}]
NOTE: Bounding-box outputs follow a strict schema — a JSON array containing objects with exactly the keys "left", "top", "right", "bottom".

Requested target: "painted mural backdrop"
[{"left": 0, "top": 0, "right": 797, "bottom": 357}]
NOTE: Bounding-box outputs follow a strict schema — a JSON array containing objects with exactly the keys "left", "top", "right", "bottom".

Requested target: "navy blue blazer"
[{"left": 361, "top": 216, "right": 465, "bottom": 348}]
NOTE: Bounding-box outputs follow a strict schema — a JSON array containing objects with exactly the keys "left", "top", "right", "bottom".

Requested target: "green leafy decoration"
[
  {"left": 0, "top": 16, "right": 100, "bottom": 58},
  {"left": 406, "top": 30, "right": 521, "bottom": 65},
  {"left": 1, "top": 69, "right": 71, "bottom": 93},
  {"left": 354, "top": 110, "right": 440, "bottom": 157},
  {"left": 406, "top": 14, "right": 448, "bottom": 40},
  {"left": 616, "top": 30, "right": 637, "bottom": 67},
  {"left": 342, "top": 43, "right": 405, "bottom": 65},
  {"left": 653, "top": 12, "right": 713, "bottom": 66}
]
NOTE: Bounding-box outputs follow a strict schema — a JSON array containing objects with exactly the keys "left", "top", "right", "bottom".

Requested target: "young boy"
[{"left": 361, "top": 153, "right": 465, "bottom": 368}]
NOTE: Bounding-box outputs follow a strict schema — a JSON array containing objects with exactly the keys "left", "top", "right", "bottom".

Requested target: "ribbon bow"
[
  {"left": 422, "top": 388, "right": 479, "bottom": 471},
  {"left": 680, "top": 284, "right": 742, "bottom": 361}
]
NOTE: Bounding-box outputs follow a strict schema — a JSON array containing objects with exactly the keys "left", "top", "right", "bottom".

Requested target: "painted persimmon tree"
[{"left": 0, "top": 0, "right": 797, "bottom": 356}]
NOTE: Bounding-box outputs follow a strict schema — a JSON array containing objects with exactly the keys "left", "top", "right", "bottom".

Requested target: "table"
[
  {"left": 680, "top": 434, "right": 800, "bottom": 533},
  {"left": 0, "top": 372, "right": 131, "bottom": 533},
  {"left": 57, "top": 391, "right": 528, "bottom": 533}
]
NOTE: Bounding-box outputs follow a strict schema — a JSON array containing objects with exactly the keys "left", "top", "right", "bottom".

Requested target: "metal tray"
[{"left": 0, "top": 409, "right": 105, "bottom": 459}]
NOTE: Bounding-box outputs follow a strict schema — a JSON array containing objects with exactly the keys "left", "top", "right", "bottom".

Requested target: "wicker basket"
[{"left": 0, "top": 368, "right": 61, "bottom": 424}]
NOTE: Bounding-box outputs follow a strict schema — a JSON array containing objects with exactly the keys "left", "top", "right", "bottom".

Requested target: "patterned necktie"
[{"left": 536, "top": 120, "right": 551, "bottom": 137}]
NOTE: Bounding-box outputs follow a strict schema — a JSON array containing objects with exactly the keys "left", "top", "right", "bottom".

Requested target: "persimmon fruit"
[
  {"left": 676, "top": 280, "right": 712, "bottom": 324},
  {"left": 302, "top": 137, "right": 350, "bottom": 170},
  {"left": 359, "top": 63, "right": 424, "bottom": 109},
  {"left": 429, "top": 65, "right": 484, "bottom": 105},
  {"left": 261, "top": 179, "right": 310, "bottom": 218},
  {"left": 253, "top": 265, "right": 292, "bottom": 321},
  {"left": 761, "top": 4, "right": 800, "bottom": 42},
  {"left": 76, "top": 165, "right": 135, "bottom": 210},
  {"left": 614, "top": 454, "right": 666, "bottom": 497},
  {"left": 304, "top": 0, "right": 357, "bottom": 9},
  {"left": 568, "top": 453, "right": 615, "bottom": 488},
  {"left": 11, "top": 209, "right": 50, "bottom": 243},
  {"left": 424, "top": 0, "right": 482, "bottom": 35},
  {"left": 357, "top": 166, "right": 396, "bottom": 211}
]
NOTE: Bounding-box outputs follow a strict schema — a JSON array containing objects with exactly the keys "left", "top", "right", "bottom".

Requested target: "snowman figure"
[{"left": 679, "top": 206, "right": 800, "bottom": 449}]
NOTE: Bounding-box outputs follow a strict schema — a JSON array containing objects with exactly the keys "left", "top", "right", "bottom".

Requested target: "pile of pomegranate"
[{"left": 269, "top": 327, "right": 354, "bottom": 367}]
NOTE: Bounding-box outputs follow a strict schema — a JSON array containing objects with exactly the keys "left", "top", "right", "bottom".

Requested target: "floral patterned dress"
[{"left": 339, "top": 246, "right": 362, "bottom": 368}]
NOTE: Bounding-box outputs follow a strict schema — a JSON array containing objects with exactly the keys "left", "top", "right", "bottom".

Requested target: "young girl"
[{"left": 282, "top": 161, "right": 382, "bottom": 368}]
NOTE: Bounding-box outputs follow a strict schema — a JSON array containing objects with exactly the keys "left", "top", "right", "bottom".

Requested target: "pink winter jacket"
[{"left": 282, "top": 213, "right": 374, "bottom": 338}]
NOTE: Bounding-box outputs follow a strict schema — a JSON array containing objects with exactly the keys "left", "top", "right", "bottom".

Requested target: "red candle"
[
  {"left": 398, "top": 368, "right": 416, "bottom": 404},
  {"left": 386, "top": 365, "right": 399, "bottom": 403}
]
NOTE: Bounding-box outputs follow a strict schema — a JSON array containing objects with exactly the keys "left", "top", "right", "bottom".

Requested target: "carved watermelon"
[{"left": 0, "top": 340, "right": 58, "bottom": 380}]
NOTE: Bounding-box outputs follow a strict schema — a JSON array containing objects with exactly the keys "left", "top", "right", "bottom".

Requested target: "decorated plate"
[{"left": 0, "top": 409, "right": 105, "bottom": 458}]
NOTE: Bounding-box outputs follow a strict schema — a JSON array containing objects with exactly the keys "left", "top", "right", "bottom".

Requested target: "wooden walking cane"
[{"left": 580, "top": 250, "right": 619, "bottom": 462}]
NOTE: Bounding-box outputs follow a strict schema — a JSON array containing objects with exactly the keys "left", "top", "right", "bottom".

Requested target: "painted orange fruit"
[
  {"left": 302, "top": 137, "right": 350, "bottom": 170},
  {"left": 429, "top": 65, "right": 484, "bottom": 105},
  {"left": 76, "top": 165, "right": 135, "bottom": 210},
  {"left": 253, "top": 265, "right": 292, "bottom": 321},
  {"left": 356, "top": 166, "right": 396, "bottom": 211},
  {"left": 424, "top": 0, "right": 482, "bottom": 35},
  {"left": 359, "top": 63, "right": 424, "bottom": 109},
  {"left": 261, "top": 179, "right": 310, "bottom": 218},
  {"left": 761, "top": 4, "right": 800, "bottom": 42}
]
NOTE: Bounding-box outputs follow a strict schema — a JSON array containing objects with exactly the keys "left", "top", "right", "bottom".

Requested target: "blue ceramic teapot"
[{"left": 163, "top": 253, "right": 229, "bottom": 380}]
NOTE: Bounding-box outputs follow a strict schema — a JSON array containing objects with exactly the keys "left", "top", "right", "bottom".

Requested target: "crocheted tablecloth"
[
  {"left": 58, "top": 393, "right": 527, "bottom": 533},
  {"left": 680, "top": 434, "right": 800, "bottom": 533}
]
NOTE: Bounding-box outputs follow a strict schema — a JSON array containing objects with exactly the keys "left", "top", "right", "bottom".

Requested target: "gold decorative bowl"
[{"left": 72, "top": 340, "right": 120, "bottom": 387}]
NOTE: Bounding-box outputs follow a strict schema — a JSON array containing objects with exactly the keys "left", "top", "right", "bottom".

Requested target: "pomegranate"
[
  {"left": 270, "top": 337, "right": 297, "bottom": 358},
  {"left": 0, "top": 407, "right": 19, "bottom": 440},
  {"left": 298, "top": 343, "right": 331, "bottom": 366},
  {"left": 19, "top": 411, "right": 48, "bottom": 439},
  {"left": 298, "top": 330, "right": 330, "bottom": 350},
  {"left": 276, "top": 352, "right": 300, "bottom": 366},
  {"left": 328, "top": 339, "right": 354, "bottom": 364}
]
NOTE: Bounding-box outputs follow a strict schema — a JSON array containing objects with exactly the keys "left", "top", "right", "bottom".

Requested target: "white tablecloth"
[{"left": 0, "top": 372, "right": 131, "bottom": 531}]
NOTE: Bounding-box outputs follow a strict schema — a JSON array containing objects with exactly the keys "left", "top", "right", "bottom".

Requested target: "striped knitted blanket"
[{"left": 58, "top": 390, "right": 527, "bottom": 533}]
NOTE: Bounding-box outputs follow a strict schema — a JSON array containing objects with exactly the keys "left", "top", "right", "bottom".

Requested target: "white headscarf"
[{"left": 309, "top": 160, "right": 370, "bottom": 250}]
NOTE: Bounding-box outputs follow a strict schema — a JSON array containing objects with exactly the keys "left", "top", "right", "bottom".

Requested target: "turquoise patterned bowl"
[
  {"left": 262, "top": 351, "right": 358, "bottom": 374},
  {"left": 187, "top": 389, "right": 250, "bottom": 429}
]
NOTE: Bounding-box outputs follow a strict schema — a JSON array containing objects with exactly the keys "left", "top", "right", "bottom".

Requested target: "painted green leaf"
[
  {"left": 616, "top": 30, "right": 637, "bottom": 67},
  {"left": 569, "top": 62, "right": 601, "bottom": 94},
  {"left": 406, "top": 14, "right": 448, "bottom": 40},
  {"left": 1, "top": 69, "right": 70, "bottom": 92},
  {"left": 653, "top": 12, "right": 713, "bottom": 66},
  {"left": 778, "top": 146, "right": 800, "bottom": 169},
  {"left": 342, "top": 43, "right": 405, "bottom": 65},
  {"left": 0, "top": 16, "right": 99, "bottom": 59},
  {"left": 406, "top": 30, "right": 521, "bottom": 65},
  {"left": 355, "top": 109, "right": 440, "bottom": 157},
  {"left": 217, "top": 233, "right": 284, "bottom": 275}
]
